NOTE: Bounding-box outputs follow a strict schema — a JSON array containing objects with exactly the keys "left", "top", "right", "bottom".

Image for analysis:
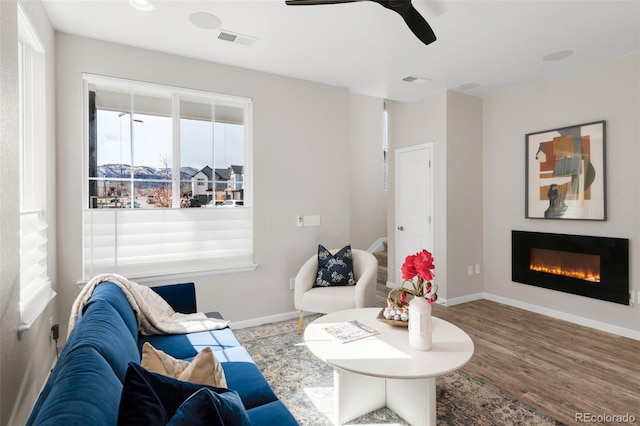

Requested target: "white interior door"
[{"left": 395, "top": 144, "right": 434, "bottom": 286}]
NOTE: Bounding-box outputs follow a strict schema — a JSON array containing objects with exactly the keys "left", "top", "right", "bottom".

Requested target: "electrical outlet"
[
  {"left": 289, "top": 278, "right": 295, "bottom": 290},
  {"left": 475, "top": 264, "right": 481, "bottom": 274},
  {"left": 296, "top": 215, "right": 304, "bottom": 227},
  {"left": 467, "top": 266, "right": 473, "bottom": 276},
  {"left": 51, "top": 324, "right": 59, "bottom": 340}
]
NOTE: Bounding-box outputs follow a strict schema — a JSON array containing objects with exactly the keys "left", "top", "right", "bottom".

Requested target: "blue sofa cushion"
[
  {"left": 247, "top": 400, "right": 300, "bottom": 426},
  {"left": 150, "top": 282, "right": 197, "bottom": 314},
  {"left": 139, "top": 327, "right": 241, "bottom": 360},
  {"left": 66, "top": 299, "right": 140, "bottom": 381},
  {"left": 222, "top": 362, "right": 279, "bottom": 409},
  {"left": 167, "top": 388, "right": 250, "bottom": 426},
  {"left": 314, "top": 244, "right": 356, "bottom": 287},
  {"left": 29, "top": 347, "right": 123, "bottom": 426},
  {"left": 88, "top": 281, "right": 139, "bottom": 339}
]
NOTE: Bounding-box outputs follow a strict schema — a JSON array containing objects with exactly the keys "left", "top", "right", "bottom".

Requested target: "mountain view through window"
[{"left": 88, "top": 85, "right": 245, "bottom": 210}]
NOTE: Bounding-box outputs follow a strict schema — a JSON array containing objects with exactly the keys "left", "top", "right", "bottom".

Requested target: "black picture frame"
[{"left": 525, "top": 120, "right": 606, "bottom": 220}]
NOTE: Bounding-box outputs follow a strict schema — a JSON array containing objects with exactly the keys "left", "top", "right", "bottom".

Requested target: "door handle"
[{"left": 397, "top": 226, "right": 405, "bottom": 231}]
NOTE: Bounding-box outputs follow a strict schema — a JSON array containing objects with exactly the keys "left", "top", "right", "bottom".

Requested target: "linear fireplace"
[{"left": 512, "top": 230, "right": 629, "bottom": 305}]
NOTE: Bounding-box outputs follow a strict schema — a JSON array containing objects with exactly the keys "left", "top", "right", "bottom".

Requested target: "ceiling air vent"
[
  {"left": 402, "top": 75, "right": 430, "bottom": 84},
  {"left": 217, "top": 30, "right": 258, "bottom": 46}
]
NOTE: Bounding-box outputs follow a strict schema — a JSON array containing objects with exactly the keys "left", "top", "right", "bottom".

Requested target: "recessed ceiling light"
[
  {"left": 129, "top": 0, "right": 156, "bottom": 12},
  {"left": 458, "top": 82, "right": 480, "bottom": 90},
  {"left": 543, "top": 50, "right": 573, "bottom": 62},
  {"left": 189, "top": 12, "right": 222, "bottom": 30}
]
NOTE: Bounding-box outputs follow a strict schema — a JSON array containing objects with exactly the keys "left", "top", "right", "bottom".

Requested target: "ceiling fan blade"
[
  {"left": 285, "top": 0, "right": 436, "bottom": 46},
  {"left": 285, "top": 0, "right": 363, "bottom": 5},
  {"left": 373, "top": 0, "right": 437, "bottom": 45}
]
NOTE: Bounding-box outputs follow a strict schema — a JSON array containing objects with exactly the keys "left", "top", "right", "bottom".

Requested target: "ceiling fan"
[{"left": 285, "top": 0, "right": 437, "bottom": 46}]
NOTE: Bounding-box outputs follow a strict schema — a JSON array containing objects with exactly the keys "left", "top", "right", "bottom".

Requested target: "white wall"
[
  {"left": 55, "top": 33, "right": 368, "bottom": 335},
  {"left": 385, "top": 91, "right": 484, "bottom": 303},
  {"left": 445, "top": 92, "right": 483, "bottom": 300},
  {"left": 348, "top": 94, "right": 387, "bottom": 250},
  {"left": 385, "top": 92, "right": 448, "bottom": 294},
  {"left": 483, "top": 53, "right": 640, "bottom": 334},
  {"left": 0, "top": 1, "right": 58, "bottom": 424}
]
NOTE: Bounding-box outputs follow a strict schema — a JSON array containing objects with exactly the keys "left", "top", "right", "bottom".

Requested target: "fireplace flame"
[{"left": 529, "top": 263, "right": 600, "bottom": 282}]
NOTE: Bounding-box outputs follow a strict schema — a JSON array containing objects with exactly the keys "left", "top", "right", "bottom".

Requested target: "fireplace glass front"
[
  {"left": 529, "top": 248, "right": 600, "bottom": 282},
  {"left": 512, "top": 230, "right": 629, "bottom": 305}
]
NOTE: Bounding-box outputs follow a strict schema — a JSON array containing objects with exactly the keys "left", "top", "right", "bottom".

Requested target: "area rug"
[{"left": 233, "top": 316, "right": 565, "bottom": 426}]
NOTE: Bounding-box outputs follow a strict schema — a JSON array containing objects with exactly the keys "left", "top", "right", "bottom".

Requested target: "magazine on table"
[{"left": 323, "top": 320, "right": 379, "bottom": 343}]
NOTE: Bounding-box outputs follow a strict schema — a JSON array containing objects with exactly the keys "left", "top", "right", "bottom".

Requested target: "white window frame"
[
  {"left": 18, "top": 4, "right": 56, "bottom": 335},
  {"left": 383, "top": 100, "right": 389, "bottom": 191},
  {"left": 81, "top": 74, "right": 255, "bottom": 281}
]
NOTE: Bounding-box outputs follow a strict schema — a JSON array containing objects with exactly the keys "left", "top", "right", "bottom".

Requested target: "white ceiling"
[{"left": 41, "top": 0, "right": 640, "bottom": 102}]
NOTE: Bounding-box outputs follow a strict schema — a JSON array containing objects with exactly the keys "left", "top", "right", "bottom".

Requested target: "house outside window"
[
  {"left": 229, "top": 165, "right": 244, "bottom": 191},
  {"left": 82, "top": 74, "right": 254, "bottom": 280},
  {"left": 18, "top": 5, "right": 56, "bottom": 333}
]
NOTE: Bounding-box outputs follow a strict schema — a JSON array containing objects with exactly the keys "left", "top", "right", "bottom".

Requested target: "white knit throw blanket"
[{"left": 68, "top": 273, "right": 229, "bottom": 336}]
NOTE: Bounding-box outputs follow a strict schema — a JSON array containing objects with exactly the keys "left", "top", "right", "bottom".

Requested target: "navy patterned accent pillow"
[{"left": 315, "top": 244, "right": 356, "bottom": 287}]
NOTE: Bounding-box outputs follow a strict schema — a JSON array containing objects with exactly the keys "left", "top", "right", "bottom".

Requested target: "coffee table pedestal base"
[
  {"left": 387, "top": 376, "right": 437, "bottom": 426},
  {"left": 334, "top": 368, "right": 437, "bottom": 425}
]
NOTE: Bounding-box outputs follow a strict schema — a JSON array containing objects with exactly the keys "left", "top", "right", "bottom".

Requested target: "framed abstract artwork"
[{"left": 525, "top": 121, "right": 606, "bottom": 220}]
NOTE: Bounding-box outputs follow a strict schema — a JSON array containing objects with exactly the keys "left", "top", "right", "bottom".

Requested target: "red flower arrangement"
[
  {"left": 383, "top": 249, "right": 439, "bottom": 322},
  {"left": 401, "top": 249, "right": 438, "bottom": 303}
]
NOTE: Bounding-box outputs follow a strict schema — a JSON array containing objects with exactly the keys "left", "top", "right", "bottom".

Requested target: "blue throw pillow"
[
  {"left": 117, "top": 362, "right": 247, "bottom": 426},
  {"left": 167, "top": 387, "right": 250, "bottom": 426},
  {"left": 315, "top": 244, "right": 356, "bottom": 287}
]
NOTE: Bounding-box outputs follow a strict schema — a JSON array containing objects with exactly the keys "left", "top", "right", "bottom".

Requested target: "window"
[
  {"left": 18, "top": 5, "right": 56, "bottom": 334},
  {"left": 382, "top": 100, "right": 388, "bottom": 191},
  {"left": 82, "top": 75, "right": 253, "bottom": 280}
]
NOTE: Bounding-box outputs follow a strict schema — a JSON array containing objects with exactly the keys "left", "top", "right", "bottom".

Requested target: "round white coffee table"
[{"left": 304, "top": 307, "right": 474, "bottom": 425}]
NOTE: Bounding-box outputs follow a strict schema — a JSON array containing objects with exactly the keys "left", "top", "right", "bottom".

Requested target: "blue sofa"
[{"left": 26, "top": 281, "right": 299, "bottom": 425}]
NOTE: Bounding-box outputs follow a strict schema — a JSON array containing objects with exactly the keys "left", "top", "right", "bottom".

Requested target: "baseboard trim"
[
  {"left": 229, "top": 294, "right": 640, "bottom": 341},
  {"left": 230, "top": 311, "right": 300, "bottom": 330},
  {"left": 482, "top": 293, "right": 640, "bottom": 341},
  {"left": 443, "top": 293, "right": 484, "bottom": 306}
]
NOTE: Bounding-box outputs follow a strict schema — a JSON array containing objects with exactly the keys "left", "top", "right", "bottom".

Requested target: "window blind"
[
  {"left": 83, "top": 207, "right": 254, "bottom": 280},
  {"left": 20, "top": 211, "right": 56, "bottom": 330}
]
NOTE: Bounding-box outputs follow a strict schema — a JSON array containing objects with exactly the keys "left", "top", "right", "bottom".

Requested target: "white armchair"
[{"left": 294, "top": 248, "right": 378, "bottom": 334}]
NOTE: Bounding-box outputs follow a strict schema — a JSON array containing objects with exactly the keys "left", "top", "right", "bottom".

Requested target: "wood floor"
[{"left": 374, "top": 283, "right": 640, "bottom": 425}]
